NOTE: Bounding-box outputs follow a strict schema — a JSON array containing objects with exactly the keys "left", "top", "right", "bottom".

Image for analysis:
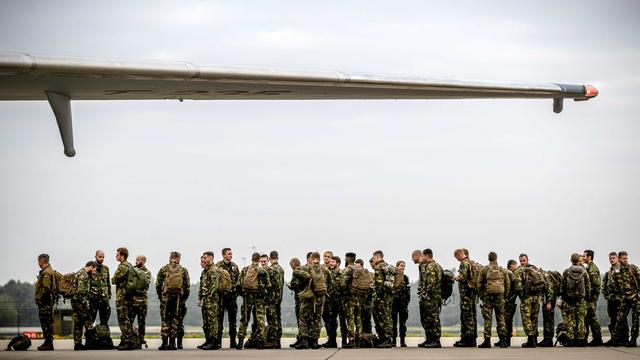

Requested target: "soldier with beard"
[
  {"left": 264, "top": 251, "right": 285, "bottom": 349},
  {"left": 216, "top": 248, "right": 240, "bottom": 348},
  {"left": 603, "top": 252, "right": 629, "bottom": 346},
  {"left": 130, "top": 255, "right": 152, "bottom": 349},
  {"left": 89, "top": 250, "right": 111, "bottom": 326},
  {"left": 321, "top": 255, "right": 341, "bottom": 348}
]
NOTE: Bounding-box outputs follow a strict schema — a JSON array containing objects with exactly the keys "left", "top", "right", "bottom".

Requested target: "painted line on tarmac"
[{"left": 324, "top": 347, "right": 341, "bottom": 360}]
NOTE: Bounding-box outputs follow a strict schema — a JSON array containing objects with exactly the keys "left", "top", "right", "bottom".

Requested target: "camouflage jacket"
[
  {"left": 420, "top": 259, "right": 442, "bottom": 303},
  {"left": 613, "top": 263, "right": 640, "bottom": 300},
  {"left": 603, "top": 264, "right": 624, "bottom": 301},
  {"left": 35, "top": 264, "right": 56, "bottom": 305},
  {"left": 289, "top": 266, "right": 305, "bottom": 294},
  {"left": 513, "top": 264, "right": 548, "bottom": 298},
  {"left": 327, "top": 268, "right": 342, "bottom": 300},
  {"left": 89, "top": 264, "right": 111, "bottom": 300},
  {"left": 585, "top": 262, "right": 601, "bottom": 302},
  {"left": 199, "top": 265, "right": 220, "bottom": 301},
  {"left": 541, "top": 270, "right": 559, "bottom": 304},
  {"left": 238, "top": 262, "right": 271, "bottom": 298},
  {"left": 373, "top": 261, "right": 395, "bottom": 294},
  {"left": 393, "top": 274, "right": 411, "bottom": 305},
  {"left": 476, "top": 261, "right": 511, "bottom": 299},
  {"left": 340, "top": 264, "right": 355, "bottom": 294},
  {"left": 562, "top": 265, "right": 591, "bottom": 301},
  {"left": 73, "top": 268, "right": 91, "bottom": 298},
  {"left": 457, "top": 258, "right": 473, "bottom": 293},
  {"left": 505, "top": 270, "right": 517, "bottom": 304},
  {"left": 216, "top": 260, "right": 240, "bottom": 295},
  {"left": 156, "top": 262, "right": 191, "bottom": 299},
  {"left": 132, "top": 265, "right": 151, "bottom": 303},
  {"left": 111, "top": 260, "right": 132, "bottom": 293},
  {"left": 267, "top": 262, "right": 285, "bottom": 304}
]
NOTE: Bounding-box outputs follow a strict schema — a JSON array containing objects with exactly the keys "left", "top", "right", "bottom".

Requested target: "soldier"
[
  {"left": 583, "top": 249, "right": 603, "bottom": 346},
  {"left": 217, "top": 248, "right": 240, "bottom": 348},
  {"left": 513, "top": 253, "right": 546, "bottom": 348},
  {"left": 453, "top": 248, "right": 478, "bottom": 347},
  {"left": 198, "top": 251, "right": 221, "bottom": 350},
  {"left": 156, "top": 251, "right": 190, "bottom": 351},
  {"left": 361, "top": 258, "right": 374, "bottom": 335},
  {"left": 499, "top": 259, "right": 518, "bottom": 347},
  {"left": 418, "top": 248, "right": 443, "bottom": 348},
  {"left": 603, "top": 252, "right": 629, "bottom": 346},
  {"left": 323, "top": 251, "right": 333, "bottom": 268},
  {"left": 340, "top": 252, "right": 362, "bottom": 348},
  {"left": 264, "top": 251, "right": 285, "bottom": 349},
  {"left": 371, "top": 250, "right": 394, "bottom": 348},
  {"left": 412, "top": 249, "right": 429, "bottom": 345},
  {"left": 34, "top": 254, "right": 56, "bottom": 351},
  {"left": 391, "top": 260, "right": 410, "bottom": 347},
  {"left": 476, "top": 252, "right": 510, "bottom": 348},
  {"left": 288, "top": 257, "right": 304, "bottom": 348},
  {"left": 537, "top": 268, "right": 561, "bottom": 347},
  {"left": 71, "top": 261, "right": 97, "bottom": 350},
  {"left": 294, "top": 251, "right": 327, "bottom": 350},
  {"left": 613, "top": 251, "right": 640, "bottom": 347},
  {"left": 131, "top": 255, "right": 151, "bottom": 349},
  {"left": 89, "top": 250, "right": 111, "bottom": 326},
  {"left": 112, "top": 247, "right": 136, "bottom": 351},
  {"left": 321, "top": 254, "right": 340, "bottom": 348},
  {"left": 333, "top": 257, "right": 349, "bottom": 347},
  {"left": 236, "top": 252, "right": 271, "bottom": 350},
  {"left": 561, "top": 253, "right": 591, "bottom": 347}
]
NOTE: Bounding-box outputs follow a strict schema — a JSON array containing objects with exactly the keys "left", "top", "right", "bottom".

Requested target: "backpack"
[
  {"left": 310, "top": 265, "right": 327, "bottom": 296},
  {"left": 6, "top": 334, "right": 31, "bottom": 351},
  {"left": 547, "top": 270, "right": 563, "bottom": 297},
  {"left": 216, "top": 266, "right": 232, "bottom": 294},
  {"left": 243, "top": 265, "right": 259, "bottom": 292},
  {"left": 53, "top": 271, "right": 76, "bottom": 299},
  {"left": 351, "top": 267, "right": 372, "bottom": 294},
  {"left": 524, "top": 265, "right": 546, "bottom": 293},
  {"left": 393, "top": 267, "right": 405, "bottom": 291},
  {"left": 126, "top": 265, "right": 150, "bottom": 296},
  {"left": 566, "top": 265, "right": 586, "bottom": 300},
  {"left": 466, "top": 260, "right": 482, "bottom": 291},
  {"left": 85, "top": 324, "right": 114, "bottom": 350},
  {"left": 486, "top": 265, "right": 505, "bottom": 295},
  {"left": 163, "top": 264, "right": 184, "bottom": 294},
  {"left": 441, "top": 269, "right": 455, "bottom": 304}
]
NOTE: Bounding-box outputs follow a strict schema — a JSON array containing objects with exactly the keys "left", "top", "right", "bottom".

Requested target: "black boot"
[
  {"left": 499, "top": 336, "right": 508, "bottom": 348},
  {"left": 168, "top": 337, "right": 177, "bottom": 350},
  {"left": 230, "top": 335, "right": 237, "bottom": 349},
  {"left": 74, "top": 343, "right": 85, "bottom": 351},
  {"left": 177, "top": 336, "right": 183, "bottom": 350},
  {"left": 538, "top": 337, "right": 553, "bottom": 347},
  {"left": 588, "top": 336, "right": 603, "bottom": 347},
  {"left": 290, "top": 336, "right": 300, "bottom": 348},
  {"left": 478, "top": 337, "right": 491, "bottom": 348},
  {"left": 342, "top": 339, "right": 355, "bottom": 349},
  {"left": 418, "top": 338, "right": 429, "bottom": 348},
  {"left": 522, "top": 335, "right": 536, "bottom": 348},
  {"left": 236, "top": 337, "right": 244, "bottom": 350},
  {"left": 400, "top": 336, "right": 407, "bottom": 347},
  {"left": 37, "top": 339, "right": 54, "bottom": 351},
  {"left": 201, "top": 339, "right": 218, "bottom": 350},
  {"left": 198, "top": 335, "right": 210, "bottom": 349},
  {"left": 158, "top": 337, "right": 168, "bottom": 351},
  {"left": 453, "top": 337, "right": 465, "bottom": 347},
  {"left": 322, "top": 336, "right": 337, "bottom": 348},
  {"left": 311, "top": 338, "right": 322, "bottom": 349},
  {"left": 627, "top": 338, "right": 637, "bottom": 348},
  {"left": 295, "top": 337, "right": 309, "bottom": 349},
  {"left": 576, "top": 339, "right": 587, "bottom": 347},
  {"left": 424, "top": 338, "right": 442, "bottom": 348},
  {"left": 391, "top": 337, "right": 397, "bottom": 347},
  {"left": 342, "top": 337, "right": 348, "bottom": 347},
  {"left": 376, "top": 338, "right": 392, "bottom": 348}
]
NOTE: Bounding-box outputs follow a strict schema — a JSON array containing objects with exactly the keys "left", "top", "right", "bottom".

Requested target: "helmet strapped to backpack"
[{"left": 6, "top": 335, "right": 31, "bottom": 351}]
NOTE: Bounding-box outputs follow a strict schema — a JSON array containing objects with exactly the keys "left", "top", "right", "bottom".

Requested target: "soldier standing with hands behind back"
[
  {"left": 34, "top": 254, "right": 56, "bottom": 351},
  {"left": 89, "top": 250, "right": 111, "bottom": 327}
]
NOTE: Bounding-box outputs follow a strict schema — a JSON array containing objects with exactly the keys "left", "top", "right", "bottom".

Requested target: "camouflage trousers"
[
  {"left": 562, "top": 299, "right": 587, "bottom": 340},
  {"left": 481, "top": 294, "right": 506, "bottom": 338},
  {"left": 459, "top": 289, "right": 477, "bottom": 338},
  {"left": 372, "top": 291, "right": 393, "bottom": 340},
  {"left": 392, "top": 299, "right": 408, "bottom": 339},
  {"left": 362, "top": 292, "right": 373, "bottom": 334},
  {"left": 71, "top": 297, "right": 94, "bottom": 344},
  {"left": 178, "top": 302, "right": 187, "bottom": 339},
  {"left": 88, "top": 296, "right": 111, "bottom": 326},
  {"left": 345, "top": 293, "right": 364, "bottom": 341},
  {"left": 202, "top": 295, "right": 220, "bottom": 340},
  {"left": 130, "top": 296, "right": 148, "bottom": 343},
  {"left": 607, "top": 299, "right": 629, "bottom": 340},
  {"left": 584, "top": 300, "right": 602, "bottom": 339},
  {"left": 419, "top": 299, "right": 441, "bottom": 340},
  {"left": 519, "top": 295, "right": 541, "bottom": 336},
  {"left": 299, "top": 295, "right": 324, "bottom": 339},
  {"left": 294, "top": 294, "right": 301, "bottom": 330},
  {"left": 505, "top": 299, "right": 517, "bottom": 338},
  {"left": 238, "top": 292, "right": 266, "bottom": 342},
  {"left": 218, "top": 293, "right": 238, "bottom": 340},
  {"left": 160, "top": 293, "right": 182, "bottom": 338},
  {"left": 116, "top": 290, "right": 135, "bottom": 342},
  {"left": 322, "top": 297, "right": 340, "bottom": 339},
  {"left": 616, "top": 297, "right": 640, "bottom": 339},
  {"left": 265, "top": 299, "right": 282, "bottom": 343},
  {"left": 36, "top": 302, "right": 54, "bottom": 341},
  {"left": 541, "top": 300, "right": 556, "bottom": 339}
]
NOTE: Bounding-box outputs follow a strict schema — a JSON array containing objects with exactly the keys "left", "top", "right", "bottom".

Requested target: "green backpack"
[{"left": 126, "top": 264, "right": 150, "bottom": 296}]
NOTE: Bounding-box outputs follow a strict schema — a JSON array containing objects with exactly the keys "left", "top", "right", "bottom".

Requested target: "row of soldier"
[{"left": 33, "top": 247, "right": 639, "bottom": 351}]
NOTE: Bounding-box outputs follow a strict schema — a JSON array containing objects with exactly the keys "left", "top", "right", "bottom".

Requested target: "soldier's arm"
[
  {"left": 210, "top": 271, "right": 219, "bottom": 295},
  {"left": 156, "top": 267, "right": 165, "bottom": 298},
  {"left": 601, "top": 273, "right": 610, "bottom": 298},
  {"left": 237, "top": 268, "right": 245, "bottom": 293},
  {"left": 106, "top": 267, "right": 112, "bottom": 298},
  {"left": 504, "top": 269, "right": 511, "bottom": 299},
  {"left": 112, "top": 263, "right": 128, "bottom": 285},
  {"left": 293, "top": 268, "right": 311, "bottom": 281},
  {"left": 182, "top": 269, "right": 190, "bottom": 300},
  {"left": 513, "top": 269, "right": 523, "bottom": 296},
  {"left": 585, "top": 270, "right": 591, "bottom": 300},
  {"left": 340, "top": 267, "right": 351, "bottom": 289},
  {"left": 476, "top": 267, "right": 486, "bottom": 295}
]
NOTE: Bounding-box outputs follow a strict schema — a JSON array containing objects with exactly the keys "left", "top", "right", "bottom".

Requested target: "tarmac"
[{"left": 1, "top": 337, "right": 639, "bottom": 359}]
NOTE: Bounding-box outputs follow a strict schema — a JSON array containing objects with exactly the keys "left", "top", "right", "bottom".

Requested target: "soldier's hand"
[{"left": 197, "top": 300, "right": 202, "bottom": 307}]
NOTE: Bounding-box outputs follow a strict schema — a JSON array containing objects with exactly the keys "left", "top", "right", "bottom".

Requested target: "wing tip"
[{"left": 584, "top": 84, "right": 598, "bottom": 98}]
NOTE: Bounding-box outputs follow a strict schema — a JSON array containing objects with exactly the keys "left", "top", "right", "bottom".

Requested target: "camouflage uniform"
[
  {"left": 322, "top": 267, "right": 341, "bottom": 344},
  {"left": 290, "top": 269, "right": 305, "bottom": 334},
  {"left": 362, "top": 271, "right": 374, "bottom": 334},
  {"left": 199, "top": 264, "right": 220, "bottom": 342},
  {"left": 216, "top": 260, "right": 239, "bottom": 343},
  {"left": 613, "top": 263, "right": 640, "bottom": 341},
  {"left": 265, "top": 261, "right": 284, "bottom": 344},
  {"left": 35, "top": 264, "right": 56, "bottom": 343},
  {"left": 419, "top": 259, "right": 443, "bottom": 341},
  {"left": 238, "top": 262, "right": 270, "bottom": 343},
  {"left": 513, "top": 265, "right": 544, "bottom": 337},
  {"left": 392, "top": 274, "right": 410, "bottom": 342},
  {"left": 372, "top": 261, "right": 394, "bottom": 342},
  {"left": 156, "top": 262, "right": 190, "bottom": 339},
  {"left": 341, "top": 264, "right": 364, "bottom": 344},
  {"left": 540, "top": 270, "right": 560, "bottom": 341},
  {"left": 585, "top": 262, "right": 602, "bottom": 340},
  {"left": 457, "top": 258, "right": 478, "bottom": 340},
  {"left": 504, "top": 270, "right": 517, "bottom": 340},
  {"left": 294, "top": 263, "right": 327, "bottom": 340},
  {"left": 112, "top": 260, "right": 135, "bottom": 343},
  {"left": 477, "top": 262, "right": 511, "bottom": 339},
  {"left": 603, "top": 264, "right": 628, "bottom": 341},
  {"left": 130, "top": 265, "right": 151, "bottom": 346},
  {"left": 561, "top": 265, "right": 591, "bottom": 341},
  {"left": 71, "top": 268, "right": 95, "bottom": 344},
  {"left": 89, "top": 264, "right": 111, "bottom": 326}
]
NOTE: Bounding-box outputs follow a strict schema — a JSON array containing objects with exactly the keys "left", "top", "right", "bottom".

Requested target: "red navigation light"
[{"left": 585, "top": 85, "right": 598, "bottom": 98}]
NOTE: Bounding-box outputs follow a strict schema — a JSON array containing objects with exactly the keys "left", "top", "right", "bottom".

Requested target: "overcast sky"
[{"left": 1, "top": 1, "right": 639, "bottom": 284}]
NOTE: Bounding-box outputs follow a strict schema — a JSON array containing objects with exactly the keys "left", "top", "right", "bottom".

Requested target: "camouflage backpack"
[
  {"left": 53, "top": 270, "right": 76, "bottom": 299},
  {"left": 566, "top": 265, "right": 587, "bottom": 300},
  {"left": 243, "top": 265, "right": 259, "bottom": 292},
  {"left": 126, "top": 264, "right": 150, "bottom": 296},
  {"left": 486, "top": 265, "right": 505, "bottom": 295},
  {"left": 351, "top": 267, "right": 372, "bottom": 294},
  {"left": 524, "top": 265, "right": 546, "bottom": 293},
  {"left": 393, "top": 267, "right": 405, "bottom": 291},
  {"left": 163, "top": 264, "right": 184, "bottom": 294},
  {"left": 310, "top": 265, "right": 327, "bottom": 296},
  {"left": 216, "top": 266, "right": 233, "bottom": 294},
  {"left": 466, "top": 260, "right": 483, "bottom": 291},
  {"left": 547, "top": 270, "right": 563, "bottom": 297}
]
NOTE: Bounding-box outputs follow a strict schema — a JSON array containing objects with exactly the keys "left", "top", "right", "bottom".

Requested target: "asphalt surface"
[{"left": 1, "top": 337, "right": 639, "bottom": 359}]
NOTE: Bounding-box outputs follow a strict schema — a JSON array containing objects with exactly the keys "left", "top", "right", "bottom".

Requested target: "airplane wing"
[{"left": 0, "top": 53, "right": 598, "bottom": 157}]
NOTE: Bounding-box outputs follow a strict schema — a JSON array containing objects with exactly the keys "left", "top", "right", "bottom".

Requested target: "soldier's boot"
[
  {"left": 577, "top": 339, "right": 588, "bottom": 347},
  {"left": 201, "top": 337, "right": 219, "bottom": 351},
  {"left": 168, "top": 337, "right": 177, "bottom": 351},
  {"left": 603, "top": 337, "right": 617, "bottom": 346},
  {"left": 310, "top": 338, "right": 322, "bottom": 349},
  {"left": 537, "top": 337, "right": 554, "bottom": 347},
  {"left": 295, "top": 337, "right": 309, "bottom": 350},
  {"left": 522, "top": 335, "right": 537, "bottom": 348},
  {"left": 290, "top": 336, "right": 301, "bottom": 348},
  {"left": 37, "top": 339, "right": 54, "bottom": 351},
  {"left": 342, "top": 338, "right": 355, "bottom": 349},
  {"left": 461, "top": 337, "right": 477, "bottom": 348},
  {"left": 230, "top": 335, "right": 237, "bottom": 349},
  {"left": 588, "top": 336, "right": 603, "bottom": 347},
  {"left": 400, "top": 336, "right": 407, "bottom": 347},
  {"left": 177, "top": 336, "right": 183, "bottom": 350},
  {"left": 158, "top": 337, "right": 169, "bottom": 350},
  {"left": 424, "top": 338, "right": 442, "bottom": 348},
  {"left": 499, "top": 336, "right": 508, "bottom": 348},
  {"left": 507, "top": 336, "right": 512, "bottom": 346},
  {"left": 74, "top": 343, "right": 85, "bottom": 351},
  {"left": 236, "top": 337, "right": 244, "bottom": 350},
  {"left": 342, "top": 336, "right": 348, "bottom": 347},
  {"left": 322, "top": 335, "right": 337, "bottom": 348},
  {"left": 453, "top": 337, "right": 464, "bottom": 347},
  {"left": 197, "top": 335, "right": 210, "bottom": 349},
  {"left": 255, "top": 339, "right": 264, "bottom": 350},
  {"left": 478, "top": 337, "right": 491, "bottom": 348},
  {"left": 391, "top": 337, "right": 397, "bottom": 347},
  {"left": 376, "top": 338, "right": 393, "bottom": 348},
  {"left": 418, "top": 338, "right": 429, "bottom": 348},
  {"left": 626, "top": 338, "right": 637, "bottom": 348}
]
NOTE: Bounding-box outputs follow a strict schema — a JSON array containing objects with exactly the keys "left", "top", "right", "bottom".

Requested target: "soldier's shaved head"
[{"left": 95, "top": 250, "right": 105, "bottom": 265}]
